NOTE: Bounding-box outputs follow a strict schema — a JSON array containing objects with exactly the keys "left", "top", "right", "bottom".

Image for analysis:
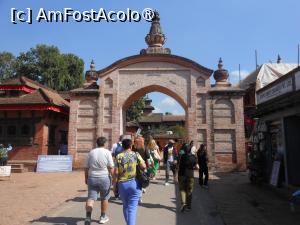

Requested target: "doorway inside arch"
[{"left": 124, "top": 92, "right": 187, "bottom": 148}]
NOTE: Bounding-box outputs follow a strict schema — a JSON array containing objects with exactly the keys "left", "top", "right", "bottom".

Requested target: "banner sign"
[
  {"left": 257, "top": 77, "right": 293, "bottom": 104},
  {"left": 36, "top": 155, "right": 73, "bottom": 173},
  {"left": 0, "top": 166, "right": 11, "bottom": 177}
]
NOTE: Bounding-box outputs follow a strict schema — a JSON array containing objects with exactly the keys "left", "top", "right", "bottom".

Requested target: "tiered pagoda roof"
[{"left": 0, "top": 76, "right": 70, "bottom": 114}]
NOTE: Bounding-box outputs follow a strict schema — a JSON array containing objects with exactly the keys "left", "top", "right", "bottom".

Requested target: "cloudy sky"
[
  {"left": 1, "top": 0, "right": 299, "bottom": 114},
  {"left": 149, "top": 92, "right": 184, "bottom": 115}
]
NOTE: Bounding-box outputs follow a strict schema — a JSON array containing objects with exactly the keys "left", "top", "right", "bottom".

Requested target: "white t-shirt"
[{"left": 86, "top": 147, "right": 114, "bottom": 177}]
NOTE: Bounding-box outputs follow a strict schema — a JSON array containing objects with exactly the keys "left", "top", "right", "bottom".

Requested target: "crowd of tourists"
[{"left": 84, "top": 134, "right": 209, "bottom": 225}]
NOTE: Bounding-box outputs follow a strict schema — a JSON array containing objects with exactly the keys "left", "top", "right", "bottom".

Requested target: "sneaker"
[
  {"left": 165, "top": 182, "right": 170, "bottom": 186},
  {"left": 142, "top": 188, "right": 146, "bottom": 193},
  {"left": 84, "top": 217, "right": 91, "bottom": 225},
  {"left": 99, "top": 215, "right": 109, "bottom": 224}
]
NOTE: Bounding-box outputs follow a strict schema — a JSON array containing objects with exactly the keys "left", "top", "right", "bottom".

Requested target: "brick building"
[
  {"left": 0, "top": 76, "right": 69, "bottom": 169},
  {"left": 69, "top": 12, "right": 246, "bottom": 171},
  {"left": 126, "top": 96, "right": 185, "bottom": 135}
]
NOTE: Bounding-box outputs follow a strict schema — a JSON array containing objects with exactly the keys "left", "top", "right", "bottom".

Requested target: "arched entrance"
[
  {"left": 121, "top": 85, "right": 188, "bottom": 135},
  {"left": 68, "top": 12, "right": 246, "bottom": 171}
]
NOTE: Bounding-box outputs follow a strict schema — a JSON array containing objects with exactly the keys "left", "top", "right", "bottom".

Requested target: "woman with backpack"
[
  {"left": 113, "top": 139, "right": 146, "bottom": 225},
  {"left": 178, "top": 144, "right": 198, "bottom": 212}
]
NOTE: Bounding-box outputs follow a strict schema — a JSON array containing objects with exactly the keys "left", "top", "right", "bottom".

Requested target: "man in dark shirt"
[
  {"left": 197, "top": 144, "right": 209, "bottom": 187},
  {"left": 178, "top": 144, "right": 198, "bottom": 212}
]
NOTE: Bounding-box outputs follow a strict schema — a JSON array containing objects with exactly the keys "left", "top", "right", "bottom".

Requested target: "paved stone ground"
[
  {"left": 30, "top": 171, "right": 300, "bottom": 225},
  {"left": 208, "top": 172, "right": 300, "bottom": 225},
  {"left": 31, "top": 172, "right": 224, "bottom": 225}
]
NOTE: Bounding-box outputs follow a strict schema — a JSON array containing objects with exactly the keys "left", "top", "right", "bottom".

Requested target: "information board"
[
  {"left": 257, "top": 77, "right": 293, "bottom": 104},
  {"left": 270, "top": 161, "right": 281, "bottom": 186},
  {"left": 36, "top": 155, "right": 73, "bottom": 173},
  {"left": 0, "top": 166, "right": 11, "bottom": 177}
]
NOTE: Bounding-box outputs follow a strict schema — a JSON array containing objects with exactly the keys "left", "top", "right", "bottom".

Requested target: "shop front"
[{"left": 252, "top": 67, "right": 300, "bottom": 187}]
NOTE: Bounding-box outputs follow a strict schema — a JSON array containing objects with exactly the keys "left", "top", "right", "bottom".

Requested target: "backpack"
[{"left": 114, "top": 143, "right": 124, "bottom": 157}]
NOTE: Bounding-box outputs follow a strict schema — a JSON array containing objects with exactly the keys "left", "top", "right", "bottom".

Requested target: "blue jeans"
[{"left": 118, "top": 179, "right": 141, "bottom": 225}]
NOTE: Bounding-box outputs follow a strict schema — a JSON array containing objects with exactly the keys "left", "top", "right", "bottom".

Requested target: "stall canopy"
[{"left": 240, "top": 63, "right": 298, "bottom": 91}]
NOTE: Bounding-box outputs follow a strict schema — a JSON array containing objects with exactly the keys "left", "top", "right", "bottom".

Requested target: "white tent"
[{"left": 240, "top": 63, "right": 298, "bottom": 91}]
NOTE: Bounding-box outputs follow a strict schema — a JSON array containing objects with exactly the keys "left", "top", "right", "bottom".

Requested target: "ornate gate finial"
[
  {"left": 140, "top": 11, "right": 171, "bottom": 55},
  {"left": 213, "top": 58, "right": 231, "bottom": 87}
]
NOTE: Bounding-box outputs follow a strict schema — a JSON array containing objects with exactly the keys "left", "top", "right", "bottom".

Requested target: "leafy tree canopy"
[
  {"left": 1, "top": 44, "right": 84, "bottom": 91},
  {"left": 0, "top": 52, "right": 16, "bottom": 81},
  {"left": 169, "top": 125, "right": 186, "bottom": 138},
  {"left": 126, "top": 96, "right": 146, "bottom": 122}
]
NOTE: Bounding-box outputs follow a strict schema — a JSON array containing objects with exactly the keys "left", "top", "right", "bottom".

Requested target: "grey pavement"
[{"left": 31, "top": 172, "right": 224, "bottom": 225}]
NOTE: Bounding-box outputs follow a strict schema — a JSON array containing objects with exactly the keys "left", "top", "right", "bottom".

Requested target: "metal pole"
[
  {"left": 239, "top": 64, "right": 241, "bottom": 86},
  {"left": 298, "top": 44, "right": 300, "bottom": 67},
  {"left": 255, "top": 50, "right": 258, "bottom": 69}
]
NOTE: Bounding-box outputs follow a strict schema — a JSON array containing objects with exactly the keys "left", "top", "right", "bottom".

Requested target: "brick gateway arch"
[{"left": 68, "top": 13, "right": 246, "bottom": 171}]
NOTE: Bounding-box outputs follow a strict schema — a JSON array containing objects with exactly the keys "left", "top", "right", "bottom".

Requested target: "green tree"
[
  {"left": 170, "top": 125, "right": 186, "bottom": 138},
  {"left": 165, "top": 112, "right": 173, "bottom": 115},
  {"left": 14, "top": 44, "right": 84, "bottom": 91},
  {"left": 126, "top": 97, "right": 146, "bottom": 122},
  {"left": 0, "top": 52, "right": 16, "bottom": 81}
]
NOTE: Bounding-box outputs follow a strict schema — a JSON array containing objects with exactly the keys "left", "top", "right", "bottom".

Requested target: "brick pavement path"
[
  {"left": 209, "top": 172, "right": 300, "bottom": 225},
  {"left": 31, "top": 172, "right": 224, "bottom": 225}
]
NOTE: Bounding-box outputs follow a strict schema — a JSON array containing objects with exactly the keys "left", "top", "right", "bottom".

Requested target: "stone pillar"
[
  {"left": 96, "top": 91, "right": 103, "bottom": 138},
  {"left": 206, "top": 95, "right": 215, "bottom": 169},
  {"left": 68, "top": 96, "right": 79, "bottom": 161},
  {"left": 186, "top": 107, "right": 197, "bottom": 144},
  {"left": 234, "top": 97, "right": 246, "bottom": 170}
]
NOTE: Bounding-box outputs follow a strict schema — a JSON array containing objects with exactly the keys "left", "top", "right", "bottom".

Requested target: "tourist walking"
[
  {"left": 178, "top": 144, "right": 198, "bottom": 212},
  {"left": 133, "top": 135, "right": 152, "bottom": 200},
  {"left": 163, "top": 140, "right": 178, "bottom": 185},
  {"left": 189, "top": 140, "right": 197, "bottom": 155},
  {"left": 111, "top": 135, "right": 124, "bottom": 158},
  {"left": 147, "top": 139, "right": 161, "bottom": 179},
  {"left": 113, "top": 139, "right": 146, "bottom": 225},
  {"left": 0, "top": 144, "right": 12, "bottom": 166},
  {"left": 197, "top": 144, "right": 209, "bottom": 187},
  {"left": 84, "top": 137, "right": 114, "bottom": 225},
  {"left": 134, "top": 135, "right": 151, "bottom": 164},
  {"left": 111, "top": 135, "right": 124, "bottom": 198},
  {"left": 178, "top": 143, "right": 188, "bottom": 160}
]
